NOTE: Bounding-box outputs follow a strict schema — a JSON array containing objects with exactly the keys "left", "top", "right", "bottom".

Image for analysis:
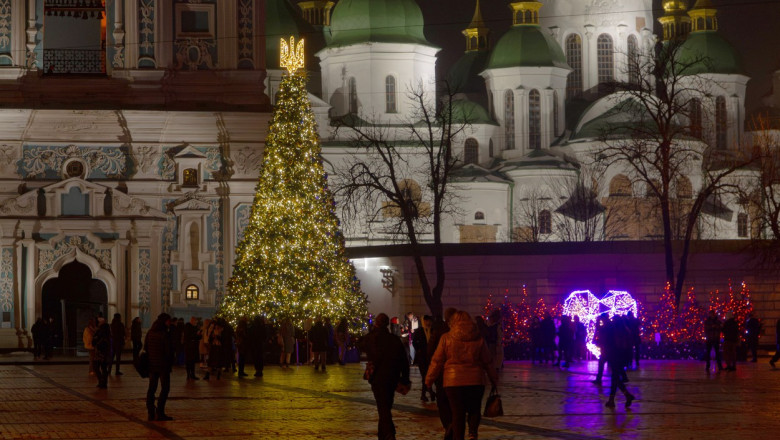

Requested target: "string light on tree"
[{"left": 218, "top": 36, "right": 368, "bottom": 332}]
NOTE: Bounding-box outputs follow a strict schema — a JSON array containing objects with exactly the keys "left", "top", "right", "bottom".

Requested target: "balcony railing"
[{"left": 43, "top": 49, "right": 106, "bottom": 74}]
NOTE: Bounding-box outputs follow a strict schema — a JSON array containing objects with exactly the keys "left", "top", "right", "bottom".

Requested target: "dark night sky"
[{"left": 417, "top": 0, "right": 780, "bottom": 112}]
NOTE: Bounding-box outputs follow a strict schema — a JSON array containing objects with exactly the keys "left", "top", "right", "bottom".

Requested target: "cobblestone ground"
[{"left": 0, "top": 356, "right": 779, "bottom": 439}]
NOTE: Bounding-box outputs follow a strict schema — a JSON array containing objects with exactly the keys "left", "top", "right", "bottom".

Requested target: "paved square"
[{"left": 0, "top": 357, "right": 778, "bottom": 439}]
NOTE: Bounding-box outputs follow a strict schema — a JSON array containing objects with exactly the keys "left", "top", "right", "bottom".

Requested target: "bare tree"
[
  {"left": 512, "top": 184, "right": 558, "bottom": 242},
  {"left": 594, "top": 40, "right": 758, "bottom": 306},
  {"left": 738, "top": 115, "right": 780, "bottom": 266},
  {"left": 333, "top": 82, "right": 470, "bottom": 317}
]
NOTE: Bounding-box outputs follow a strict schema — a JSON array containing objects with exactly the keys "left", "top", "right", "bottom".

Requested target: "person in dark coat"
[
  {"left": 604, "top": 315, "right": 635, "bottom": 409},
  {"left": 625, "top": 311, "right": 641, "bottom": 368},
  {"left": 362, "top": 313, "right": 411, "bottom": 440},
  {"left": 42, "top": 316, "right": 55, "bottom": 360},
  {"left": 249, "top": 316, "right": 266, "bottom": 377},
  {"left": 310, "top": 318, "right": 329, "bottom": 372},
  {"left": 131, "top": 317, "right": 143, "bottom": 363},
  {"left": 235, "top": 317, "right": 250, "bottom": 377},
  {"left": 556, "top": 315, "right": 574, "bottom": 368},
  {"left": 427, "top": 308, "right": 456, "bottom": 440},
  {"left": 574, "top": 315, "right": 587, "bottom": 361},
  {"left": 722, "top": 313, "right": 740, "bottom": 371},
  {"left": 592, "top": 314, "right": 609, "bottom": 383},
  {"left": 540, "top": 313, "right": 556, "bottom": 364},
  {"left": 412, "top": 315, "right": 433, "bottom": 402},
  {"left": 221, "top": 319, "right": 236, "bottom": 373},
  {"left": 745, "top": 313, "right": 761, "bottom": 363},
  {"left": 92, "top": 317, "right": 112, "bottom": 389},
  {"left": 704, "top": 310, "right": 723, "bottom": 372},
  {"left": 31, "top": 317, "right": 44, "bottom": 360},
  {"left": 184, "top": 316, "right": 201, "bottom": 380},
  {"left": 109, "top": 313, "right": 125, "bottom": 375},
  {"left": 145, "top": 313, "right": 174, "bottom": 421},
  {"left": 769, "top": 319, "right": 780, "bottom": 369}
]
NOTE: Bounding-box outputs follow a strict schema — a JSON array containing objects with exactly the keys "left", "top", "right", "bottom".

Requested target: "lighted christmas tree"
[
  {"left": 679, "top": 287, "right": 706, "bottom": 342},
  {"left": 650, "top": 282, "right": 679, "bottom": 343},
  {"left": 219, "top": 37, "right": 368, "bottom": 331}
]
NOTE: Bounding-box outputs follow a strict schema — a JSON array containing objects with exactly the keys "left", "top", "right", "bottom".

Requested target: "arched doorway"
[{"left": 41, "top": 261, "right": 107, "bottom": 350}]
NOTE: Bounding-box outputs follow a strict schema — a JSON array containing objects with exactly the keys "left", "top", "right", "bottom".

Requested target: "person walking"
[
  {"left": 769, "top": 319, "right": 780, "bottom": 369},
  {"left": 335, "top": 318, "right": 349, "bottom": 365},
  {"left": 235, "top": 317, "right": 250, "bottom": 377},
  {"left": 722, "top": 313, "right": 739, "bottom": 372},
  {"left": 556, "top": 315, "right": 574, "bottom": 368},
  {"left": 31, "top": 318, "right": 44, "bottom": 360},
  {"left": 540, "top": 313, "right": 556, "bottom": 364},
  {"left": 425, "top": 310, "right": 498, "bottom": 440},
  {"left": 704, "top": 310, "right": 724, "bottom": 372},
  {"left": 362, "top": 313, "right": 410, "bottom": 440},
  {"left": 205, "top": 320, "right": 225, "bottom": 380},
  {"left": 249, "top": 316, "right": 266, "bottom": 377},
  {"left": 145, "top": 313, "right": 174, "bottom": 421},
  {"left": 488, "top": 309, "right": 504, "bottom": 372},
  {"left": 626, "top": 311, "right": 641, "bottom": 368},
  {"left": 592, "top": 314, "right": 609, "bottom": 383},
  {"left": 604, "top": 315, "right": 636, "bottom": 409},
  {"left": 412, "top": 315, "right": 434, "bottom": 402},
  {"left": 110, "top": 313, "right": 125, "bottom": 375},
  {"left": 92, "top": 317, "right": 112, "bottom": 389},
  {"left": 745, "top": 312, "right": 761, "bottom": 363},
  {"left": 279, "top": 318, "right": 295, "bottom": 368},
  {"left": 428, "top": 308, "right": 456, "bottom": 440},
  {"left": 184, "top": 316, "right": 201, "bottom": 380},
  {"left": 310, "top": 318, "right": 329, "bottom": 372},
  {"left": 131, "top": 317, "right": 143, "bottom": 363},
  {"left": 82, "top": 318, "right": 97, "bottom": 375}
]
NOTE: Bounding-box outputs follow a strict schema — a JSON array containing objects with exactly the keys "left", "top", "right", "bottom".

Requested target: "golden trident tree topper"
[{"left": 280, "top": 36, "right": 305, "bottom": 74}]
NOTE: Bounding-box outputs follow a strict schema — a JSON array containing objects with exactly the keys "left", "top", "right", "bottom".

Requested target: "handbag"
[
  {"left": 363, "top": 361, "right": 375, "bottom": 383},
  {"left": 134, "top": 351, "right": 150, "bottom": 379},
  {"left": 483, "top": 386, "right": 503, "bottom": 417}
]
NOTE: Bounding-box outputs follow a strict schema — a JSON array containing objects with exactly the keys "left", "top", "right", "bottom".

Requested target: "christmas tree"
[
  {"left": 219, "top": 37, "right": 368, "bottom": 331},
  {"left": 650, "top": 282, "right": 679, "bottom": 343}
]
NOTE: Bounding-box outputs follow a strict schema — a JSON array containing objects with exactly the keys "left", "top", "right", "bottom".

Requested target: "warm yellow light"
[{"left": 280, "top": 36, "right": 305, "bottom": 74}]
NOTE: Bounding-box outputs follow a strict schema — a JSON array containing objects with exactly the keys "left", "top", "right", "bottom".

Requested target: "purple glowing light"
[{"left": 562, "top": 290, "right": 638, "bottom": 358}]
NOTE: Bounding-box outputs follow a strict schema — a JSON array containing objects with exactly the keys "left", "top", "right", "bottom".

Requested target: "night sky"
[{"left": 417, "top": 0, "right": 780, "bottom": 113}]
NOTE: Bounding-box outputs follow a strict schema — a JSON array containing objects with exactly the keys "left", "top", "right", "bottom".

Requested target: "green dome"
[
  {"left": 326, "top": 0, "right": 431, "bottom": 47},
  {"left": 678, "top": 31, "right": 742, "bottom": 75},
  {"left": 451, "top": 99, "right": 496, "bottom": 125},
  {"left": 446, "top": 51, "right": 490, "bottom": 96},
  {"left": 487, "top": 25, "right": 568, "bottom": 70},
  {"left": 265, "top": 0, "right": 316, "bottom": 70}
]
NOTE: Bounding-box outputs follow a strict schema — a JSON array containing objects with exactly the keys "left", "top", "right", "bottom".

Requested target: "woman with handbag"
[{"left": 425, "top": 311, "right": 498, "bottom": 440}]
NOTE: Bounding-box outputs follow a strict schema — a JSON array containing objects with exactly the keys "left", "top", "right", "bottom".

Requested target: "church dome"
[
  {"left": 326, "top": 0, "right": 431, "bottom": 47},
  {"left": 678, "top": 31, "right": 742, "bottom": 75},
  {"left": 447, "top": 51, "right": 490, "bottom": 98},
  {"left": 265, "top": 0, "right": 317, "bottom": 70},
  {"left": 488, "top": 25, "right": 568, "bottom": 70}
]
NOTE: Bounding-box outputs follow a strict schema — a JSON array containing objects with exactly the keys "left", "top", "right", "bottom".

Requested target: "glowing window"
[
  {"left": 185, "top": 284, "right": 199, "bottom": 300},
  {"left": 183, "top": 168, "right": 198, "bottom": 187}
]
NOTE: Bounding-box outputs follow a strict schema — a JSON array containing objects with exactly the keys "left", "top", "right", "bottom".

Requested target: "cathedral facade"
[{"left": 0, "top": 0, "right": 763, "bottom": 349}]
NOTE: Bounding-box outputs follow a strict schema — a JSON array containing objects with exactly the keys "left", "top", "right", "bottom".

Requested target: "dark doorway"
[{"left": 41, "top": 260, "right": 107, "bottom": 351}]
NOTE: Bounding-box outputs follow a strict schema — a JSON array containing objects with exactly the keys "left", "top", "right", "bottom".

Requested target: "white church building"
[{"left": 0, "top": 0, "right": 765, "bottom": 350}]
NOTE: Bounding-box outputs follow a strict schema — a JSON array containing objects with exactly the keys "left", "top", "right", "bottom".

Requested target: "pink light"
[{"left": 562, "top": 289, "right": 639, "bottom": 359}]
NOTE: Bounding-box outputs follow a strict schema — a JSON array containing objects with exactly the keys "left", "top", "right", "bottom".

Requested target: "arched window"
[
  {"left": 464, "top": 138, "right": 479, "bottom": 164},
  {"left": 185, "top": 284, "right": 199, "bottom": 300},
  {"left": 676, "top": 176, "right": 693, "bottom": 199},
  {"left": 474, "top": 211, "right": 485, "bottom": 221},
  {"left": 488, "top": 139, "right": 494, "bottom": 158},
  {"left": 597, "top": 34, "right": 614, "bottom": 84},
  {"left": 737, "top": 213, "right": 748, "bottom": 238},
  {"left": 565, "top": 34, "right": 582, "bottom": 99},
  {"left": 553, "top": 90, "right": 559, "bottom": 136},
  {"left": 627, "top": 35, "right": 639, "bottom": 85},
  {"left": 504, "top": 90, "right": 515, "bottom": 150},
  {"left": 529, "top": 89, "right": 541, "bottom": 149},
  {"left": 348, "top": 77, "right": 358, "bottom": 114},
  {"left": 715, "top": 96, "right": 727, "bottom": 149},
  {"left": 609, "top": 174, "right": 632, "bottom": 196},
  {"left": 539, "top": 210, "right": 552, "bottom": 235},
  {"left": 385, "top": 75, "right": 397, "bottom": 113},
  {"left": 689, "top": 98, "right": 702, "bottom": 139}
]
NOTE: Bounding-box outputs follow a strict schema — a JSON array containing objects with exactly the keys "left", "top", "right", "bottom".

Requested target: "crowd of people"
[{"left": 33, "top": 307, "right": 777, "bottom": 435}]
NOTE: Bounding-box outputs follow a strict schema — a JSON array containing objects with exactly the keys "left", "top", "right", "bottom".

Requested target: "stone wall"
[{"left": 350, "top": 241, "right": 780, "bottom": 339}]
